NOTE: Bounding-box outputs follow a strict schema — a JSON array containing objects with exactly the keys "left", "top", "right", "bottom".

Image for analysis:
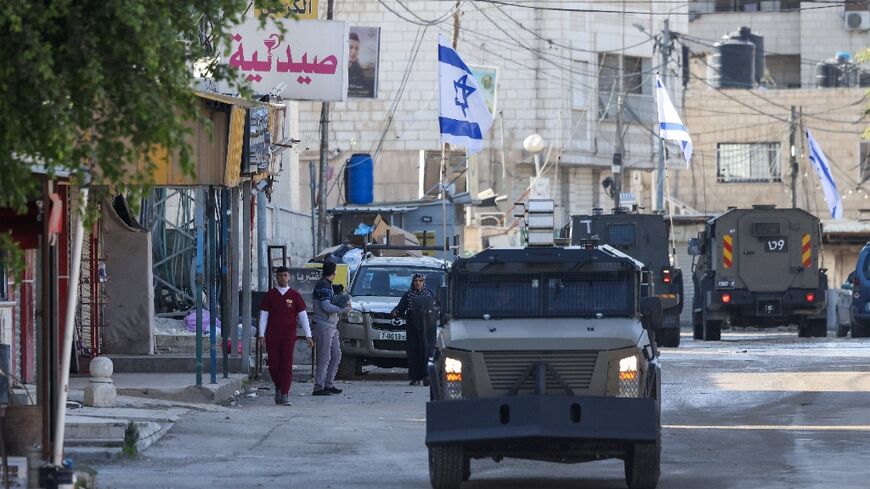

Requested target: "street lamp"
[{"left": 523, "top": 133, "right": 546, "bottom": 177}]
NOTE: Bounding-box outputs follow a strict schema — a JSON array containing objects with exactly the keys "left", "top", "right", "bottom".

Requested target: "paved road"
[{"left": 92, "top": 330, "right": 870, "bottom": 489}]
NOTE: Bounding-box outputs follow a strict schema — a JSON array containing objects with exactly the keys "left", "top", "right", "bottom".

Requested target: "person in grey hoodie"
[{"left": 311, "top": 261, "right": 351, "bottom": 395}]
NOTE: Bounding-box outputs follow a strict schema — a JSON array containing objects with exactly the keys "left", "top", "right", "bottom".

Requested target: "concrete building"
[
  {"left": 295, "top": 1, "right": 691, "bottom": 248},
  {"left": 673, "top": 1, "right": 870, "bottom": 286}
]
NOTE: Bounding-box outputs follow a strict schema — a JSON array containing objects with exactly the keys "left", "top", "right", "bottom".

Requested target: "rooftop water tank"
[
  {"left": 346, "top": 153, "right": 374, "bottom": 205},
  {"left": 816, "top": 52, "right": 859, "bottom": 88},
  {"left": 710, "top": 27, "right": 756, "bottom": 89}
]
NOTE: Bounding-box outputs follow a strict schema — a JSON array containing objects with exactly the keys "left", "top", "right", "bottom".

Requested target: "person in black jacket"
[{"left": 392, "top": 273, "right": 435, "bottom": 386}]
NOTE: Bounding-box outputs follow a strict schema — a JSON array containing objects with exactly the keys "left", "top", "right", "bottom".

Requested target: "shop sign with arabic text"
[{"left": 222, "top": 18, "right": 348, "bottom": 101}]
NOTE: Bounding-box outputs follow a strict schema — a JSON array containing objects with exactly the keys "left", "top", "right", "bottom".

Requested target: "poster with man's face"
[{"left": 348, "top": 26, "right": 380, "bottom": 98}]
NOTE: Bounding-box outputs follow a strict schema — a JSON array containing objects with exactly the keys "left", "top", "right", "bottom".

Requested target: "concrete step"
[
  {"left": 107, "top": 354, "right": 245, "bottom": 373},
  {"left": 154, "top": 334, "right": 247, "bottom": 355},
  {"left": 65, "top": 420, "right": 168, "bottom": 461}
]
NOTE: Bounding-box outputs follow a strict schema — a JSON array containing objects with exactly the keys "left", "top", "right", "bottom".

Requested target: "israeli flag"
[
  {"left": 438, "top": 34, "right": 493, "bottom": 155},
  {"left": 806, "top": 129, "right": 843, "bottom": 219},
  {"left": 654, "top": 74, "right": 692, "bottom": 167}
]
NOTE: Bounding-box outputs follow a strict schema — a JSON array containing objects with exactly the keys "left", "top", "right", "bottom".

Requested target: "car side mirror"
[
  {"left": 437, "top": 285, "right": 450, "bottom": 327},
  {"left": 688, "top": 238, "right": 701, "bottom": 256},
  {"left": 640, "top": 296, "right": 663, "bottom": 330}
]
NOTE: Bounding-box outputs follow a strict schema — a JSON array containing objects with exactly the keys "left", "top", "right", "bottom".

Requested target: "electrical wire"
[{"left": 470, "top": 0, "right": 846, "bottom": 15}]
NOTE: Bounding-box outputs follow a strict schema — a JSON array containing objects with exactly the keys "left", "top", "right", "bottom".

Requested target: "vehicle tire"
[
  {"left": 810, "top": 318, "right": 827, "bottom": 338},
  {"left": 657, "top": 327, "right": 680, "bottom": 348},
  {"left": 624, "top": 439, "right": 661, "bottom": 489},
  {"left": 852, "top": 323, "right": 870, "bottom": 338},
  {"left": 336, "top": 355, "right": 362, "bottom": 380},
  {"left": 429, "top": 446, "right": 464, "bottom": 489},
  {"left": 703, "top": 320, "right": 721, "bottom": 341},
  {"left": 797, "top": 319, "right": 812, "bottom": 338},
  {"left": 692, "top": 312, "right": 703, "bottom": 340},
  {"left": 462, "top": 456, "right": 471, "bottom": 482}
]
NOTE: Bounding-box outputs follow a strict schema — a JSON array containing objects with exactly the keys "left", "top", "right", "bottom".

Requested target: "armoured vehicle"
[
  {"left": 571, "top": 211, "right": 684, "bottom": 347},
  {"left": 336, "top": 254, "right": 448, "bottom": 378},
  {"left": 689, "top": 206, "right": 827, "bottom": 340},
  {"left": 426, "top": 215, "right": 664, "bottom": 489}
]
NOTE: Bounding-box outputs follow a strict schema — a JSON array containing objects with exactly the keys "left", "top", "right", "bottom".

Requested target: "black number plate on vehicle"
[{"left": 764, "top": 237, "right": 788, "bottom": 252}]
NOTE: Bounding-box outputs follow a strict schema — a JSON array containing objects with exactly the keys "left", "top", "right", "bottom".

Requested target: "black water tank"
[
  {"left": 742, "top": 27, "right": 765, "bottom": 84},
  {"left": 816, "top": 52, "right": 858, "bottom": 88},
  {"left": 711, "top": 31, "right": 755, "bottom": 88}
]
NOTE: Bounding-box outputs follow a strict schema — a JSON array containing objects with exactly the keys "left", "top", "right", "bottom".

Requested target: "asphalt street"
[{"left": 92, "top": 330, "right": 870, "bottom": 489}]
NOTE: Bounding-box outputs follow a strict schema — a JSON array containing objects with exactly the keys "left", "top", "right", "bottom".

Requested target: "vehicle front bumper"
[
  {"left": 425, "top": 395, "right": 658, "bottom": 447},
  {"left": 338, "top": 315, "right": 407, "bottom": 359}
]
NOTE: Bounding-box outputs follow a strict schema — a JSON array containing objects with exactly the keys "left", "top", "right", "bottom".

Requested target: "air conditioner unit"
[{"left": 844, "top": 11, "right": 870, "bottom": 31}]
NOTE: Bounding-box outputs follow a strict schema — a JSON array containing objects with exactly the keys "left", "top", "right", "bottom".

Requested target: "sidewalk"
[
  {"left": 64, "top": 372, "right": 247, "bottom": 462},
  {"left": 70, "top": 372, "right": 248, "bottom": 404}
]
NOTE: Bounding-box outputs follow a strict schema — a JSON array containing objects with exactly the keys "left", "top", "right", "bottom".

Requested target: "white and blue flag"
[
  {"left": 654, "top": 74, "right": 692, "bottom": 167},
  {"left": 806, "top": 129, "right": 843, "bottom": 219},
  {"left": 438, "top": 34, "right": 493, "bottom": 155}
]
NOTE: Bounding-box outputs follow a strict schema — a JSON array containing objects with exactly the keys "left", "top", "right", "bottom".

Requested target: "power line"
[{"left": 470, "top": 0, "right": 846, "bottom": 15}]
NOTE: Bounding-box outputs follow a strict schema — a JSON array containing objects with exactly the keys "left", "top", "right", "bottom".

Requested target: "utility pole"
[
  {"left": 789, "top": 105, "right": 798, "bottom": 208},
  {"left": 317, "top": 0, "right": 335, "bottom": 253},
  {"left": 656, "top": 18, "right": 671, "bottom": 212},
  {"left": 440, "top": 0, "right": 461, "bottom": 254},
  {"left": 613, "top": 95, "right": 624, "bottom": 210}
]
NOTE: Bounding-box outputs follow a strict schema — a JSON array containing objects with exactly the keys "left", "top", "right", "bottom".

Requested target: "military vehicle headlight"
[
  {"left": 345, "top": 310, "right": 363, "bottom": 324},
  {"left": 617, "top": 355, "right": 640, "bottom": 398},
  {"left": 444, "top": 357, "right": 463, "bottom": 400}
]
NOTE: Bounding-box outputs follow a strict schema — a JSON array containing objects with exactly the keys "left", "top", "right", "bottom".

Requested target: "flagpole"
[{"left": 441, "top": 143, "right": 448, "bottom": 255}]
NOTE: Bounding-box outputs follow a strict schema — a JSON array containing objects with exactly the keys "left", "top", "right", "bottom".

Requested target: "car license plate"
[{"left": 378, "top": 331, "right": 406, "bottom": 341}]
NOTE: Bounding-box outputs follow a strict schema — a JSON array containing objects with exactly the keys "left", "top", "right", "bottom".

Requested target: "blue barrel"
[{"left": 347, "top": 153, "right": 374, "bottom": 204}]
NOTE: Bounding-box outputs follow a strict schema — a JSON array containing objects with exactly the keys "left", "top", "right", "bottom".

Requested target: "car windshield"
[{"left": 350, "top": 267, "right": 446, "bottom": 297}]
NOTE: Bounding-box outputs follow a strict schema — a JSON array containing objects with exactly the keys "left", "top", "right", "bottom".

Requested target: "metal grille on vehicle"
[
  {"left": 482, "top": 350, "right": 598, "bottom": 394},
  {"left": 371, "top": 312, "right": 405, "bottom": 331}
]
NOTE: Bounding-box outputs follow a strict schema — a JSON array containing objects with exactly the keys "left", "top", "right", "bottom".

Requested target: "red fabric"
[
  {"left": 266, "top": 337, "right": 296, "bottom": 395},
  {"left": 261, "top": 288, "right": 307, "bottom": 341}
]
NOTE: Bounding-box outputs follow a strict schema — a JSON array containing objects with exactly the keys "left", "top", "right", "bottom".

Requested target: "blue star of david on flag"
[
  {"left": 453, "top": 74, "right": 476, "bottom": 117},
  {"left": 438, "top": 34, "right": 493, "bottom": 155}
]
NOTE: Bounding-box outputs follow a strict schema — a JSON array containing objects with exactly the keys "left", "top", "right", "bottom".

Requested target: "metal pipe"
[
  {"left": 53, "top": 185, "right": 88, "bottom": 466},
  {"left": 230, "top": 187, "right": 241, "bottom": 363},
  {"left": 195, "top": 188, "right": 205, "bottom": 386},
  {"left": 208, "top": 187, "right": 217, "bottom": 384},
  {"left": 220, "top": 188, "right": 230, "bottom": 378},
  {"left": 257, "top": 188, "right": 268, "bottom": 291},
  {"left": 241, "top": 181, "right": 252, "bottom": 375}
]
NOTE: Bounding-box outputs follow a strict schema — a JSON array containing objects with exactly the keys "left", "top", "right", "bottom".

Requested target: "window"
[
  {"left": 765, "top": 55, "right": 801, "bottom": 88},
  {"left": 454, "top": 272, "right": 635, "bottom": 318},
  {"left": 350, "top": 267, "right": 445, "bottom": 298},
  {"left": 714, "top": 0, "right": 801, "bottom": 12},
  {"left": 597, "top": 54, "right": 653, "bottom": 122},
  {"left": 607, "top": 224, "right": 637, "bottom": 246},
  {"left": 572, "top": 61, "right": 588, "bottom": 110},
  {"left": 861, "top": 141, "right": 870, "bottom": 183},
  {"left": 717, "top": 143, "right": 781, "bottom": 182}
]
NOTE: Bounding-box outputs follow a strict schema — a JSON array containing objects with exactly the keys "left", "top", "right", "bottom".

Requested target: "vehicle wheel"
[
  {"left": 836, "top": 325, "right": 849, "bottom": 337},
  {"left": 853, "top": 323, "right": 870, "bottom": 338},
  {"left": 429, "top": 446, "right": 464, "bottom": 489},
  {"left": 624, "top": 439, "right": 661, "bottom": 489},
  {"left": 336, "top": 355, "right": 362, "bottom": 380},
  {"left": 703, "top": 320, "right": 721, "bottom": 341},
  {"left": 692, "top": 312, "right": 703, "bottom": 340},
  {"left": 810, "top": 318, "right": 827, "bottom": 338},
  {"left": 462, "top": 456, "right": 471, "bottom": 482},
  {"left": 657, "top": 327, "right": 680, "bottom": 348}
]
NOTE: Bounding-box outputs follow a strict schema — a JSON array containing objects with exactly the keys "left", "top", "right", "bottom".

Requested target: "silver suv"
[{"left": 336, "top": 255, "right": 448, "bottom": 378}]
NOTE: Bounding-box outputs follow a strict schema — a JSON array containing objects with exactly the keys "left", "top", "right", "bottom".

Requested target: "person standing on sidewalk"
[
  {"left": 258, "top": 266, "right": 313, "bottom": 406},
  {"left": 311, "top": 261, "right": 351, "bottom": 396}
]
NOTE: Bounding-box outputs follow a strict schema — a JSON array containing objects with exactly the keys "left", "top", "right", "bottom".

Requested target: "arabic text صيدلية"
[{"left": 228, "top": 33, "right": 339, "bottom": 80}]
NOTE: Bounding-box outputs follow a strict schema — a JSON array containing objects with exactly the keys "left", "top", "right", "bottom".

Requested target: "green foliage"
[
  {"left": 123, "top": 421, "right": 139, "bottom": 456},
  {"left": 0, "top": 1, "right": 283, "bottom": 212},
  {"left": 859, "top": 49, "right": 870, "bottom": 140},
  {"left": 0, "top": 232, "right": 26, "bottom": 283}
]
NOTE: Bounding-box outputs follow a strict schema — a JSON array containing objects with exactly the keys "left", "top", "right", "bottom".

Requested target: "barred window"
[{"left": 717, "top": 143, "right": 781, "bottom": 183}]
